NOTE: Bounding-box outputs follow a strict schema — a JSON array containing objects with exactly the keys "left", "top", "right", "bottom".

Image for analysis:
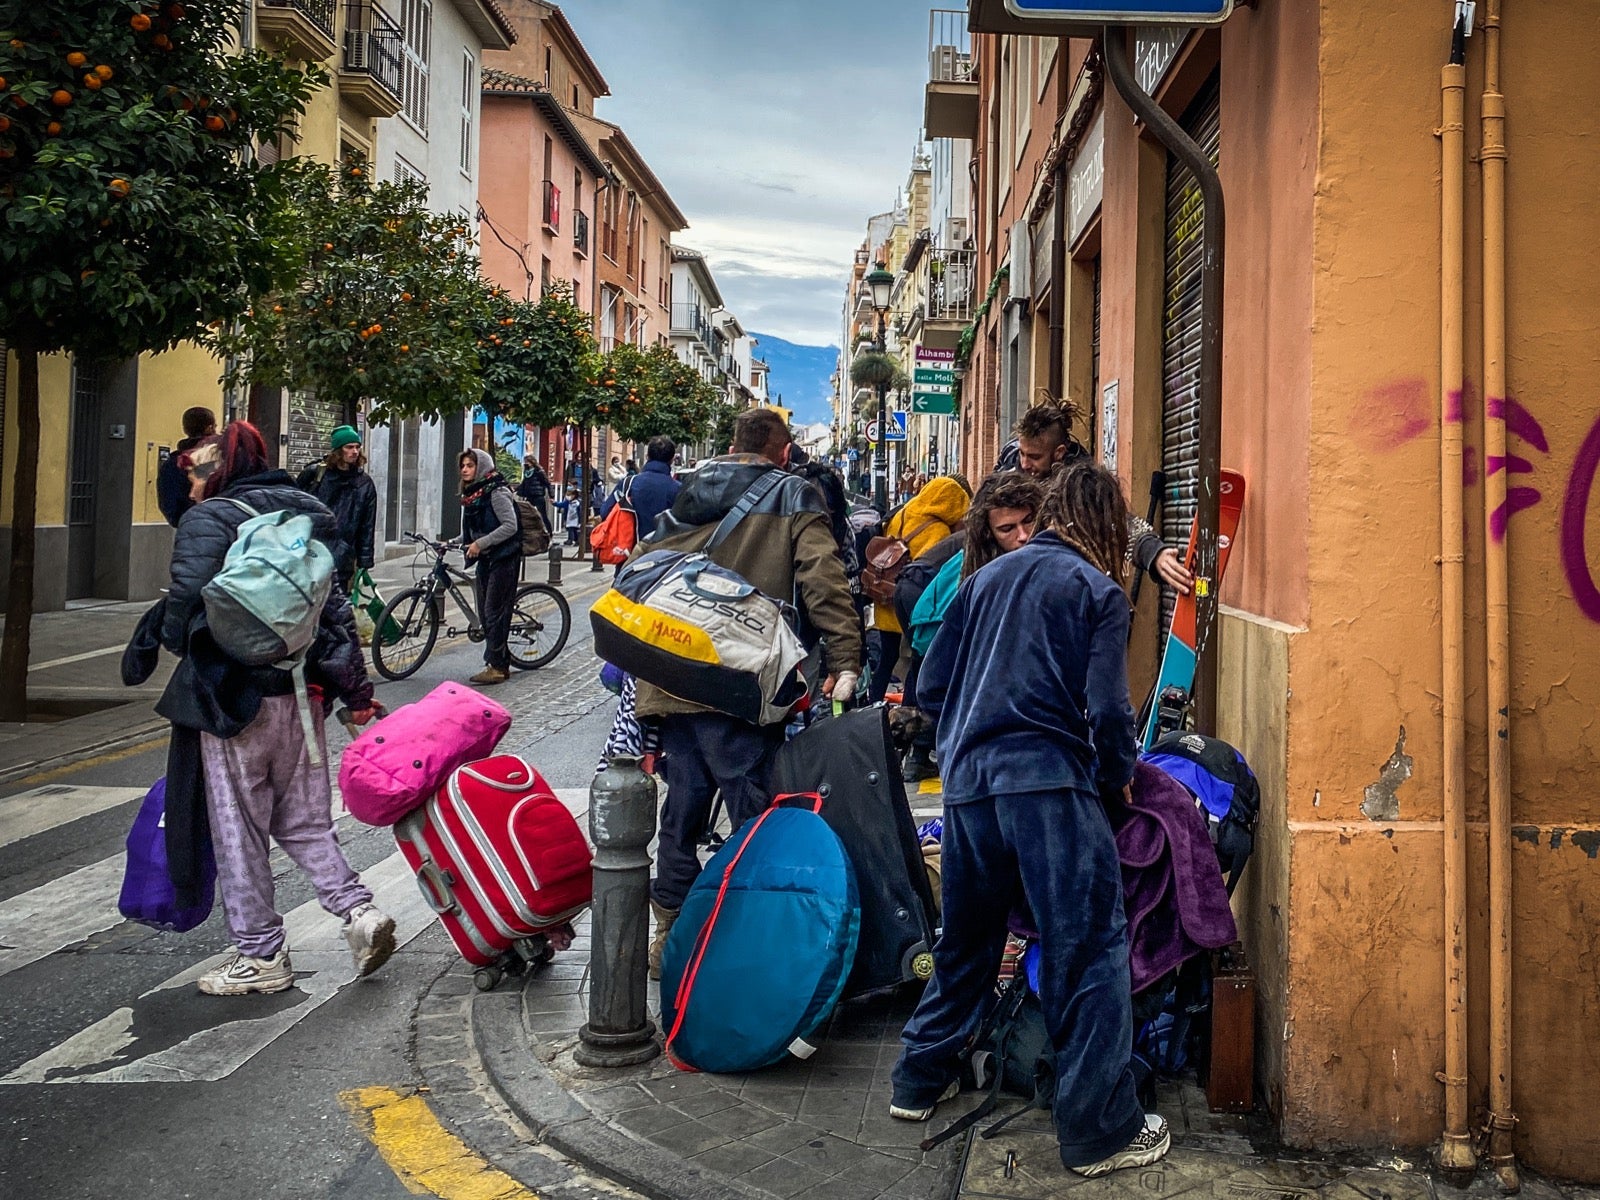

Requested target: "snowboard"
[{"left": 1142, "top": 469, "right": 1247, "bottom": 749}]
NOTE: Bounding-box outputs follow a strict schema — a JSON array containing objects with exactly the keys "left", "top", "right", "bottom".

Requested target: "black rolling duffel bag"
[{"left": 770, "top": 707, "right": 938, "bottom": 999}]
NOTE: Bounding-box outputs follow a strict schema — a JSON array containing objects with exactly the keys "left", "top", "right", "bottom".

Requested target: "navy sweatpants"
[
  {"left": 892, "top": 789, "right": 1144, "bottom": 1168},
  {"left": 650, "top": 713, "right": 783, "bottom": 910}
]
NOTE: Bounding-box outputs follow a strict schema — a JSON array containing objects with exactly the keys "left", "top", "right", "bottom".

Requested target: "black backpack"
[
  {"left": 892, "top": 530, "right": 966, "bottom": 630},
  {"left": 921, "top": 968, "right": 1054, "bottom": 1152}
]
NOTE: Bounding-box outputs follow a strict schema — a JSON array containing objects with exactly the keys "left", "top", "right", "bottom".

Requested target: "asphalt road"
[{"left": 0, "top": 572, "right": 622, "bottom": 1200}]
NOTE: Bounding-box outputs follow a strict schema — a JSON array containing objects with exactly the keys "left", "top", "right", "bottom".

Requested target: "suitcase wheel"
[
  {"left": 514, "top": 935, "right": 556, "bottom": 966},
  {"left": 474, "top": 966, "right": 503, "bottom": 991},
  {"left": 902, "top": 944, "right": 935, "bottom": 982}
]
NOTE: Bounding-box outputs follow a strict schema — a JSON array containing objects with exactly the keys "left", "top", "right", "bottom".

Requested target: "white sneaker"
[
  {"left": 889, "top": 1079, "right": 959, "bottom": 1122},
  {"left": 1071, "top": 1114, "right": 1172, "bottom": 1177},
  {"left": 198, "top": 948, "right": 295, "bottom": 996},
  {"left": 344, "top": 902, "right": 397, "bottom": 977}
]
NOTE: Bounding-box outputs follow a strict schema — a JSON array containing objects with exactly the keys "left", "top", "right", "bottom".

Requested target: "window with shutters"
[
  {"left": 459, "top": 49, "right": 475, "bottom": 175},
  {"left": 398, "top": 0, "right": 430, "bottom": 133},
  {"left": 394, "top": 155, "right": 424, "bottom": 185}
]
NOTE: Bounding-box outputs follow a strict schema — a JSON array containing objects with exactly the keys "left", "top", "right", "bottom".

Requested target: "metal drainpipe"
[
  {"left": 1048, "top": 36, "right": 1070, "bottom": 407},
  {"left": 1479, "top": 0, "right": 1519, "bottom": 1190},
  {"left": 1101, "top": 25, "right": 1225, "bottom": 733},
  {"left": 1437, "top": 12, "right": 1476, "bottom": 1183}
]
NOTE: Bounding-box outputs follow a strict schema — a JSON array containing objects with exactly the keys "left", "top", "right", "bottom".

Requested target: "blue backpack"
[{"left": 662, "top": 795, "right": 860, "bottom": 1073}]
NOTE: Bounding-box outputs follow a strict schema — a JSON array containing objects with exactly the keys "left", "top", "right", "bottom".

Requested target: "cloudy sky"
[{"left": 567, "top": 0, "right": 935, "bottom": 348}]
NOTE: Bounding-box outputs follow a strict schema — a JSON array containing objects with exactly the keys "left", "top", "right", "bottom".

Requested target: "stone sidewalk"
[{"left": 434, "top": 784, "right": 1599, "bottom": 1200}]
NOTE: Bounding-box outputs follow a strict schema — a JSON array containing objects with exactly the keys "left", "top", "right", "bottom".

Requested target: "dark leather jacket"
[
  {"left": 162, "top": 470, "right": 373, "bottom": 711},
  {"left": 295, "top": 461, "right": 378, "bottom": 572}
]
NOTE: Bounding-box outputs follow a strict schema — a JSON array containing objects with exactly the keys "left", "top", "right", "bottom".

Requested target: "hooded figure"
[
  {"left": 296, "top": 424, "right": 378, "bottom": 592},
  {"left": 868, "top": 475, "right": 971, "bottom": 703}
]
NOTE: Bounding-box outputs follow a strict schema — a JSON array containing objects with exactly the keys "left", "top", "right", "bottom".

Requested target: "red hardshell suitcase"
[{"left": 395, "top": 754, "right": 593, "bottom": 989}]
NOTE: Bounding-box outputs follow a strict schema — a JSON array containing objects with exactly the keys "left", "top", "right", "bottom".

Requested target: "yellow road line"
[{"left": 340, "top": 1086, "right": 534, "bottom": 1200}]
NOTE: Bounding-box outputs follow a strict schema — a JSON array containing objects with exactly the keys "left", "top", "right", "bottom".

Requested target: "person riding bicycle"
[{"left": 459, "top": 449, "right": 520, "bottom": 686}]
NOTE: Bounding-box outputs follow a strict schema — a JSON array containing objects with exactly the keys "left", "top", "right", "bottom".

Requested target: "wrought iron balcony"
[
  {"left": 257, "top": 0, "right": 338, "bottom": 61},
  {"left": 340, "top": 1, "right": 403, "bottom": 119},
  {"left": 925, "top": 8, "right": 978, "bottom": 140}
]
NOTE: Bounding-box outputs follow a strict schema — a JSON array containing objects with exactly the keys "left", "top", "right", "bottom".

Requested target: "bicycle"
[{"left": 370, "top": 533, "right": 571, "bottom": 681}]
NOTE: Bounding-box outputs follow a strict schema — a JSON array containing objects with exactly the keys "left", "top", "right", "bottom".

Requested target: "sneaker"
[
  {"left": 198, "top": 948, "right": 295, "bottom": 996},
  {"left": 1071, "top": 1114, "right": 1171, "bottom": 1177},
  {"left": 470, "top": 666, "right": 510, "bottom": 685},
  {"left": 344, "top": 902, "right": 398, "bottom": 977},
  {"left": 902, "top": 746, "right": 937, "bottom": 783},
  {"left": 889, "top": 1079, "right": 959, "bottom": 1122},
  {"left": 648, "top": 900, "right": 679, "bottom": 981}
]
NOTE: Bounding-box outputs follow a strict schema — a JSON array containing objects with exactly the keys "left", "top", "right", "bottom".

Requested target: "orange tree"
[
  {"left": 585, "top": 342, "right": 722, "bottom": 447},
  {"left": 214, "top": 162, "right": 489, "bottom": 427},
  {"left": 475, "top": 283, "right": 597, "bottom": 430},
  {"left": 0, "top": 1, "right": 316, "bottom": 720}
]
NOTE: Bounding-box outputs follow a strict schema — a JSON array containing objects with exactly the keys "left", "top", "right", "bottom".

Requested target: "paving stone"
[
  {"left": 642, "top": 1073, "right": 718, "bottom": 1102},
  {"left": 792, "top": 1181, "right": 882, "bottom": 1200},
  {"left": 834, "top": 1149, "right": 917, "bottom": 1192},
  {"left": 698, "top": 1103, "right": 785, "bottom": 1140},
  {"left": 613, "top": 1104, "right": 692, "bottom": 1138},
  {"left": 740, "top": 1157, "right": 832, "bottom": 1198},
  {"left": 797, "top": 1087, "right": 868, "bottom": 1127},
  {"left": 646, "top": 1118, "right": 732, "bottom": 1159},
  {"left": 581, "top": 1084, "right": 654, "bottom": 1115},
  {"left": 778, "top": 1132, "right": 876, "bottom": 1176},
  {"left": 742, "top": 1086, "right": 807, "bottom": 1118},
  {"left": 670, "top": 1090, "right": 743, "bottom": 1119},
  {"left": 887, "top": 1164, "right": 952, "bottom": 1199},
  {"left": 747, "top": 1121, "right": 830, "bottom": 1156},
  {"left": 805, "top": 1065, "right": 880, "bottom": 1090},
  {"left": 688, "top": 1140, "right": 778, "bottom": 1178}
]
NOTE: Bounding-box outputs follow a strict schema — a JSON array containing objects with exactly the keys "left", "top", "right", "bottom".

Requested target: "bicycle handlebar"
[{"left": 402, "top": 531, "right": 465, "bottom": 555}]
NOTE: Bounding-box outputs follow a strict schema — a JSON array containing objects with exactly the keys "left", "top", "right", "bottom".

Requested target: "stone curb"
[
  {"left": 471, "top": 987, "right": 779, "bottom": 1200},
  {"left": 0, "top": 717, "right": 169, "bottom": 786}
]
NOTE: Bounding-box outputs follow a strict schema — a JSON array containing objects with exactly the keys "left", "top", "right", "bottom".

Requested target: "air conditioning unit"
[{"left": 930, "top": 45, "right": 959, "bottom": 82}]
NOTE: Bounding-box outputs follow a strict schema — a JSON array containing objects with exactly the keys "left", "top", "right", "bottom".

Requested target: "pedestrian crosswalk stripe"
[
  {"left": 0, "top": 784, "right": 146, "bottom": 848},
  {"left": 1, "top": 850, "right": 436, "bottom": 1085},
  {"left": 342, "top": 1086, "right": 535, "bottom": 1200},
  {"left": 0, "top": 853, "right": 129, "bottom": 981}
]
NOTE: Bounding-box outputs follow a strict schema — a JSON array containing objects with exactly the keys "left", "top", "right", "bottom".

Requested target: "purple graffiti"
[
  {"left": 1560, "top": 414, "right": 1600, "bottom": 624},
  {"left": 1487, "top": 396, "right": 1550, "bottom": 543},
  {"left": 1488, "top": 396, "right": 1550, "bottom": 454}
]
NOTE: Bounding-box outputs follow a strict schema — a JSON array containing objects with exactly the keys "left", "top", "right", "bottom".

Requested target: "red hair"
[{"left": 203, "top": 420, "right": 273, "bottom": 499}]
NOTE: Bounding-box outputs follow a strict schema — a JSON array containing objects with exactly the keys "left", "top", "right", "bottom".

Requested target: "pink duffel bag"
[{"left": 339, "top": 683, "right": 512, "bottom": 826}]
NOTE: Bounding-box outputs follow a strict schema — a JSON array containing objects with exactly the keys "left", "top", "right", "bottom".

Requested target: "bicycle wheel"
[
  {"left": 507, "top": 584, "right": 571, "bottom": 670},
  {"left": 371, "top": 587, "right": 440, "bottom": 681}
]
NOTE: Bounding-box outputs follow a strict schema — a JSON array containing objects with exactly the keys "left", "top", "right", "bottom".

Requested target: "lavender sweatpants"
[{"left": 201, "top": 694, "right": 372, "bottom": 959}]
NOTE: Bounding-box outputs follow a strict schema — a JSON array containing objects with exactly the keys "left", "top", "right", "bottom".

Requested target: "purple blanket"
[{"left": 1112, "top": 761, "right": 1238, "bottom": 993}]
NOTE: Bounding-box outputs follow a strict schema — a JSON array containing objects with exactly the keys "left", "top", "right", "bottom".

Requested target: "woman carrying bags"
[
  {"left": 163, "top": 421, "right": 392, "bottom": 997},
  {"left": 458, "top": 448, "right": 522, "bottom": 686}
]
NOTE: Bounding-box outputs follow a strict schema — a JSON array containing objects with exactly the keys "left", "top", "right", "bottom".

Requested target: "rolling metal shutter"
[
  {"left": 1089, "top": 257, "right": 1101, "bottom": 454},
  {"left": 1158, "top": 76, "right": 1221, "bottom": 635}
]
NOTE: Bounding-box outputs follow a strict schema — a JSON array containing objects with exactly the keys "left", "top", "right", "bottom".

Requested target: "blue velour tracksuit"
[{"left": 891, "top": 530, "right": 1144, "bottom": 1169}]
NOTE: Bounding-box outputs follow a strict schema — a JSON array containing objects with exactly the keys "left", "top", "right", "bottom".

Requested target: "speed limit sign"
[{"left": 866, "top": 420, "right": 880, "bottom": 442}]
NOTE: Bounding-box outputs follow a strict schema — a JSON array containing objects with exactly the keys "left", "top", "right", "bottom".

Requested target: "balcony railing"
[
  {"left": 257, "top": 0, "right": 337, "bottom": 59},
  {"left": 342, "top": 1, "right": 403, "bottom": 110},
  {"left": 925, "top": 247, "right": 976, "bottom": 324},
  {"left": 670, "top": 303, "right": 716, "bottom": 351},
  {"left": 574, "top": 209, "right": 589, "bottom": 256},
  {"left": 543, "top": 180, "right": 561, "bottom": 232},
  {"left": 928, "top": 9, "right": 975, "bottom": 84}
]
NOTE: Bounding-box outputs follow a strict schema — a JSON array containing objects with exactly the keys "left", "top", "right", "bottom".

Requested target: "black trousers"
[
  {"left": 651, "top": 712, "right": 783, "bottom": 910},
  {"left": 475, "top": 555, "right": 520, "bottom": 670}
]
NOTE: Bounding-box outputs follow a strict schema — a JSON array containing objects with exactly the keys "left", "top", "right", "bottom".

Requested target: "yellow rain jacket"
[{"left": 873, "top": 475, "right": 971, "bottom": 635}]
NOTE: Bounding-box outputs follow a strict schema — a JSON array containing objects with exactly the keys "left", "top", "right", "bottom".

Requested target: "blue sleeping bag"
[{"left": 662, "top": 797, "right": 860, "bottom": 1073}]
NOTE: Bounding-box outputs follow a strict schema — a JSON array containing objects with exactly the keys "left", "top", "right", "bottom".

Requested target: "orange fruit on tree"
[
  {"left": 96, "top": 65, "right": 113, "bottom": 81},
  {"left": 131, "top": 13, "right": 152, "bottom": 31},
  {"left": 523, "top": 339, "right": 531, "bottom": 347},
  {"left": 66, "top": 52, "right": 87, "bottom": 67},
  {"left": 349, "top": 166, "right": 362, "bottom": 177},
  {"left": 370, "top": 323, "right": 382, "bottom": 333},
  {"left": 152, "top": 34, "right": 171, "bottom": 50},
  {"left": 46, "top": 121, "right": 61, "bottom": 135},
  {"left": 51, "top": 89, "right": 72, "bottom": 107},
  {"left": 0, "top": 76, "right": 7, "bottom": 91},
  {"left": 400, "top": 292, "right": 412, "bottom": 302},
  {"left": 80, "top": 269, "right": 95, "bottom": 281},
  {"left": 7, "top": 39, "right": 23, "bottom": 49},
  {"left": 0, "top": 115, "right": 9, "bottom": 132},
  {"left": 204, "top": 115, "right": 224, "bottom": 131},
  {"left": 178, "top": 97, "right": 193, "bottom": 110},
  {"left": 84, "top": 75, "right": 102, "bottom": 90},
  {"left": 168, "top": 2, "right": 186, "bottom": 18},
  {"left": 108, "top": 178, "right": 130, "bottom": 196},
  {"left": 323, "top": 242, "right": 333, "bottom": 250},
  {"left": 399, "top": 345, "right": 409, "bottom": 353}
]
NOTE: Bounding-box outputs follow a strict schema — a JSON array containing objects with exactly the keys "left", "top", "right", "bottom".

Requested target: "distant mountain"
[{"left": 750, "top": 333, "right": 838, "bottom": 425}]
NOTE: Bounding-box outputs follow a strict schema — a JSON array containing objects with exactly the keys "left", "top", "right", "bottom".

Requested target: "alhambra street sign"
[{"left": 998, "top": 0, "right": 1231, "bottom": 24}]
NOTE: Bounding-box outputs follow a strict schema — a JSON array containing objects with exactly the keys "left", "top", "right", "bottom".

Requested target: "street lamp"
[{"left": 865, "top": 260, "right": 895, "bottom": 513}]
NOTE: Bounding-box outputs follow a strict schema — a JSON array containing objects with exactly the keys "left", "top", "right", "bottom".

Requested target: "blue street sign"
[
  {"left": 888, "top": 411, "right": 907, "bottom": 442},
  {"left": 1004, "top": 0, "right": 1231, "bottom": 21}
]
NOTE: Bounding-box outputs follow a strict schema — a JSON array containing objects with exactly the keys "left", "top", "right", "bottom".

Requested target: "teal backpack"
[{"left": 202, "top": 499, "right": 335, "bottom": 763}]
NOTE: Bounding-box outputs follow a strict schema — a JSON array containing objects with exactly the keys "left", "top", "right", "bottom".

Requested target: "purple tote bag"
[{"left": 118, "top": 778, "right": 216, "bottom": 932}]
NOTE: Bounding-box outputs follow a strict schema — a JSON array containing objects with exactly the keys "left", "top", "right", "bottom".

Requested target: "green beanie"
[{"left": 330, "top": 425, "right": 361, "bottom": 451}]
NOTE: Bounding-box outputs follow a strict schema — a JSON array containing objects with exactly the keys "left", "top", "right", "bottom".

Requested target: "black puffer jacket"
[
  {"left": 162, "top": 470, "right": 374, "bottom": 711},
  {"left": 295, "top": 461, "right": 378, "bottom": 573}
]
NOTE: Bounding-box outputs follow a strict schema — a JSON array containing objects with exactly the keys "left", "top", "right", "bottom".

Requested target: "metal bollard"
[
  {"left": 547, "top": 545, "right": 562, "bottom": 586},
  {"left": 575, "top": 755, "right": 661, "bottom": 1067}
]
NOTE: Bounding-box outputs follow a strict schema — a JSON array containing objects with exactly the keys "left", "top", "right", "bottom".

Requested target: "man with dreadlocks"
[{"left": 888, "top": 461, "right": 1168, "bottom": 1178}]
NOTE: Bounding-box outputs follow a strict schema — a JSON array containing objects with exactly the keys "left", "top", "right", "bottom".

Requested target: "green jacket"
[
  {"left": 909, "top": 549, "right": 965, "bottom": 656},
  {"left": 633, "top": 454, "right": 862, "bottom": 719}
]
